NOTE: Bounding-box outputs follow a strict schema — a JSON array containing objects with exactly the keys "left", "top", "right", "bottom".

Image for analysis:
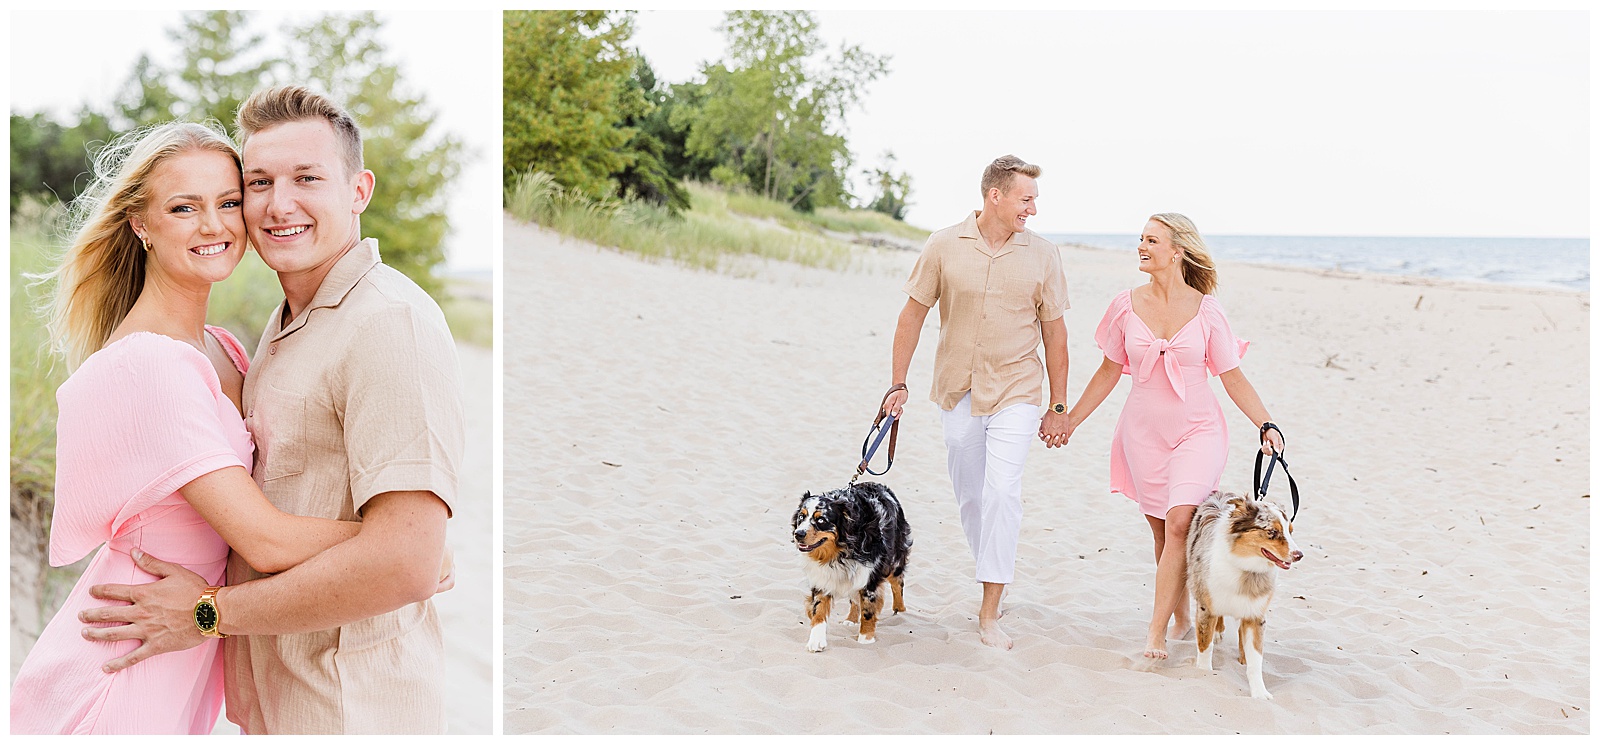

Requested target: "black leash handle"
[
  {"left": 1253, "top": 422, "right": 1300, "bottom": 521},
  {"left": 853, "top": 384, "right": 906, "bottom": 483}
]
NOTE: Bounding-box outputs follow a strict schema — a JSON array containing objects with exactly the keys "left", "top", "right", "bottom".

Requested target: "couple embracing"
[
  {"left": 10, "top": 87, "right": 464, "bottom": 735},
  {"left": 883, "top": 155, "right": 1283, "bottom": 656}
]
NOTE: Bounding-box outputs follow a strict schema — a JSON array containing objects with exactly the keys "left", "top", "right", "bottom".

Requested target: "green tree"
[
  {"left": 614, "top": 58, "right": 690, "bottom": 213},
  {"left": 114, "top": 11, "right": 275, "bottom": 130},
  {"left": 502, "top": 10, "right": 637, "bottom": 200},
  {"left": 677, "top": 10, "right": 888, "bottom": 211},
  {"left": 866, "top": 151, "right": 913, "bottom": 221},
  {"left": 101, "top": 10, "right": 460, "bottom": 296},
  {"left": 8, "top": 109, "right": 114, "bottom": 211}
]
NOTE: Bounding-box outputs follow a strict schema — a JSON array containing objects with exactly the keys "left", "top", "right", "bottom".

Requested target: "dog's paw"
[
  {"left": 1195, "top": 649, "right": 1213, "bottom": 671},
  {"left": 856, "top": 633, "right": 875, "bottom": 645},
  {"left": 806, "top": 623, "right": 828, "bottom": 652},
  {"left": 1250, "top": 688, "right": 1274, "bottom": 701}
]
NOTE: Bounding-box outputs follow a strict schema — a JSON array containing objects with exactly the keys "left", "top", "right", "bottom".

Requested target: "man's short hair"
[
  {"left": 980, "top": 155, "right": 1042, "bottom": 199},
  {"left": 236, "top": 86, "right": 364, "bottom": 178}
]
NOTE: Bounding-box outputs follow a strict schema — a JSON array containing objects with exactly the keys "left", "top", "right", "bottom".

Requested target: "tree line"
[
  {"left": 9, "top": 11, "right": 461, "bottom": 296},
  {"left": 502, "top": 10, "right": 913, "bottom": 219}
]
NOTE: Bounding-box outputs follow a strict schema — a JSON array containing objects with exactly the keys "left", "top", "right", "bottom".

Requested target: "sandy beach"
[
  {"left": 504, "top": 214, "right": 1589, "bottom": 734},
  {"left": 8, "top": 340, "right": 494, "bottom": 735}
]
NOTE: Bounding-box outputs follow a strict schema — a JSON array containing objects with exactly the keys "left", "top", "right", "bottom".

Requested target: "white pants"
[{"left": 941, "top": 392, "right": 1038, "bottom": 585}]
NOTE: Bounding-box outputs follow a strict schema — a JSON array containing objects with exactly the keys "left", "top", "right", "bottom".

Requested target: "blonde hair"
[
  {"left": 236, "top": 85, "right": 363, "bottom": 178},
  {"left": 1149, "top": 212, "right": 1218, "bottom": 295},
  {"left": 39, "top": 121, "right": 241, "bottom": 369},
  {"left": 980, "top": 155, "right": 1041, "bottom": 199}
]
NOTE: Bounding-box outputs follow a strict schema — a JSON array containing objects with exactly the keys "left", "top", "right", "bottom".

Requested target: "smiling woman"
[
  {"left": 8, "top": 120, "right": 385, "bottom": 735},
  {"left": 131, "top": 149, "right": 248, "bottom": 286}
]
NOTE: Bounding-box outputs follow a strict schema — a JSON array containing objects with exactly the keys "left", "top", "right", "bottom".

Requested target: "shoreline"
[{"left": 1054, "top": 240, "right": 1591, "bottom": 298}]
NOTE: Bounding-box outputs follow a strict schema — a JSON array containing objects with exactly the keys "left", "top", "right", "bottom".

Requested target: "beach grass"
[
  {"left": 442, "top": 278, "right": 493, "bottom": 348},
  {"left": 721, "top": 187, "right": 928, "bottom": 243},
  {"left": 9, "top": 200, "right": 80, "bottom": 624},
  {"left": 504, "top": 170, "right": 925, "bottom": 272}
]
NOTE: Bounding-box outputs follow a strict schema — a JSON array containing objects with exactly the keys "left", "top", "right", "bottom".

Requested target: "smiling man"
[
  {"left": 78, "top": 86, "right": 464, "bottom": 734},
  {"left": 880, "top": 155, "right": 1070, "bottom": 650}
]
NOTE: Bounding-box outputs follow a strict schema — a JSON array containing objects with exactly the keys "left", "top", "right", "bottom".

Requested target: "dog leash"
[
  {"left": 851, "top": 383, "right": 906, "bottom": 484},
  {"left": 1253, "top": 422, "right": 1300, "bottom": 520}
]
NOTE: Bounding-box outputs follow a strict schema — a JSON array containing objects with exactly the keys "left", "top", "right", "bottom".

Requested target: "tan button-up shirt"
[
  {"left": 225, "top": 238, "right": 464, "bottom": 734},
  {"left": 904, "top": 211, "right": 1070, "bottom": 416}
]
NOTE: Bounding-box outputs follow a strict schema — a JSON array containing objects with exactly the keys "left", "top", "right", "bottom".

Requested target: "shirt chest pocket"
[
  {"left": 1001, "top": 275, "right": 1040, "bottom": 315},
  {"left": 248, "top": 386, "right": 307, "bottom": 482}
]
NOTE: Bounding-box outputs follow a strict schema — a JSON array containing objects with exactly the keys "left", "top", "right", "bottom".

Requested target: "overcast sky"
[
  {"left": 634, "top": 9, "right": 1589, "bottom": 238},
  {"left": 7, "top": 10, "right": 1589, "bottom": 244},
  {"left": 8, "top": 10, "right": 498, "bottom": 273}
]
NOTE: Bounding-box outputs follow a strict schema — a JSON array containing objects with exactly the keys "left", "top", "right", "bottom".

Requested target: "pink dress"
[
  {"left": 10, "top": 327, "right": 253, "bottom": 735},
  {"left": 1094, "top": 290, "right": 1248, "bottom": 518}
]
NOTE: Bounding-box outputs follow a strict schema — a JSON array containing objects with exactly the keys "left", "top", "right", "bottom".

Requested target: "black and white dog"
[{"left": 790, "top": 482, "right": 912, "bottom": 652}]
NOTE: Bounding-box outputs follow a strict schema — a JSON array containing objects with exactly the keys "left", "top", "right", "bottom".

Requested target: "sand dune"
[{"left": 504, "top": 214, "right": 1588, "bottom": 734}]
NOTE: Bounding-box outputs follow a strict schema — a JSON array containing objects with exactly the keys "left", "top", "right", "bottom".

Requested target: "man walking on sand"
[
  {"left": 882, "top": 155, "right": 1070, "bottom": 649},
  {"left": 77, "top": 86, "right": 464, "bottom": 733}
]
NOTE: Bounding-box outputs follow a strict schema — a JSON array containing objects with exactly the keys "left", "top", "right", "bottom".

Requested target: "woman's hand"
[
  {"left": 1260, "top": 425, "right": 1285, "bottom": 455},
  {"left": 435, "top": 545, "right": 456, "bottom": 594}
]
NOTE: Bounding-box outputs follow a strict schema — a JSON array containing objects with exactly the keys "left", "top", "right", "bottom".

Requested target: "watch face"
[{"left": 195, "top": 601, "right": 219, "bottom": 632}]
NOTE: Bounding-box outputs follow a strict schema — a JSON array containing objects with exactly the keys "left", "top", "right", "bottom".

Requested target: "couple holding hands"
[
  {"left": 881, "top": 155, "right": 1283, "bottom": 657},
  {"left": 11, "top": 87, "right": 464, "bottom": 735}
]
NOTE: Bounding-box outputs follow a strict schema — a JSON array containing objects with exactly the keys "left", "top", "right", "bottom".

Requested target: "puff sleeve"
[
  {"left": 47, "top": 335, "right": 246, "bottom": 566},
  {"left": 1201, "top": 295, "right": 1250, "bottom": 376},
  {"left": 1094, "top": 289, "right": 1134, "bottom": 375}
]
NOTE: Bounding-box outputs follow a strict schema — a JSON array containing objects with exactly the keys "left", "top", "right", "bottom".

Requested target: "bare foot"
[
  {"left": 1143, "top": 629, "right": 1168, "bottom": 660},
  {"left": 979, "top": 618, "right": 1013, "bottom": 650},
  {"left": 1170, "top": 619, "right": 1193, "bottom": 641}
]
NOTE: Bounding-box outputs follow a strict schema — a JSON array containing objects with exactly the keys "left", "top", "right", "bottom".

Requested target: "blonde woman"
[
  {"left": 1064, "top": 213, "right": 1283, "bottom": 661},
  {"left": 7, "top": 122, "right": 437, "bottom": 734}
]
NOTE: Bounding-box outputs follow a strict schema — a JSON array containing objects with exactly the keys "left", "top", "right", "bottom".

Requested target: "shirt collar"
[
  {"left": 269, "top": 237, "right": 381, "bottom": 340},
  {"left": 959, "top": 210, "right": 1029, "bottom": 257}
]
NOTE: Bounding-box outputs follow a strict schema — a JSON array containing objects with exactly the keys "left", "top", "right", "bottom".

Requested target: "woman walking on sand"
[{"left": 1063, "top": 213, "right": 1283, "bottom": 660}]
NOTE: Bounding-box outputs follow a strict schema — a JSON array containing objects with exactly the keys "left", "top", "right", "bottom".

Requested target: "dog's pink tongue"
[{"left": 1261, "top": 548, "right": 1291, "bottom": 569}]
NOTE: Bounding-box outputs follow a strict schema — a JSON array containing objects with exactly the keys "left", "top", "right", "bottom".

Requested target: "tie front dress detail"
[
  {"left": 1094, "top": 290, "right": 1248, "bottom": 518},
  {"left": 10, "top": 328, "right": 253, "bottom": 735}
]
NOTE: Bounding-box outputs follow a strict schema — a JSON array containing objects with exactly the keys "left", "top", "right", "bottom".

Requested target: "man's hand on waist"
[{"left": 80, "top": 549, "right": 208, "bottom": 673}]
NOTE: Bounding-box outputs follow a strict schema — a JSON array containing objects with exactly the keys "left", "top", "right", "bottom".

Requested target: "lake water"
[{"left": 1047, "top": 233, "right": 1590, "bottom": 293}]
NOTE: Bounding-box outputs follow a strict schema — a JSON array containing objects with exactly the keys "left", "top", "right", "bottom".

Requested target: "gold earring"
[{"left": 141, "top": 236, "right": 151, "bottom": 252}]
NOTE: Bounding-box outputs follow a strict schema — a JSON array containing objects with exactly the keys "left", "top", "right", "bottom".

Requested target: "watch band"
[{"left": 195, "top": 585, "right": 227, "bottom": 638}]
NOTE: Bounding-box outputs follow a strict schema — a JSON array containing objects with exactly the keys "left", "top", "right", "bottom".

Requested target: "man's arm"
[
  {"left": 883, "top": 297, "right": 931, "bottom": 417},
  {"left": 81, "top": 489, "right": 447, "bottom": 672},
  {"left": 1038, "top": 315, "right": 1070, "bottom": 447},
  {"left": 214, "top": 489, "right": 447, "bottom": 634}
]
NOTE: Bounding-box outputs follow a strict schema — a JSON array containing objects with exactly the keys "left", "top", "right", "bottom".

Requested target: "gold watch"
[
  {"left": 1050, "top": 403, "right": 1066, "bottom": 415},
  {"left": 194, "top": 586, "right": 227, "bottom": 638}
]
